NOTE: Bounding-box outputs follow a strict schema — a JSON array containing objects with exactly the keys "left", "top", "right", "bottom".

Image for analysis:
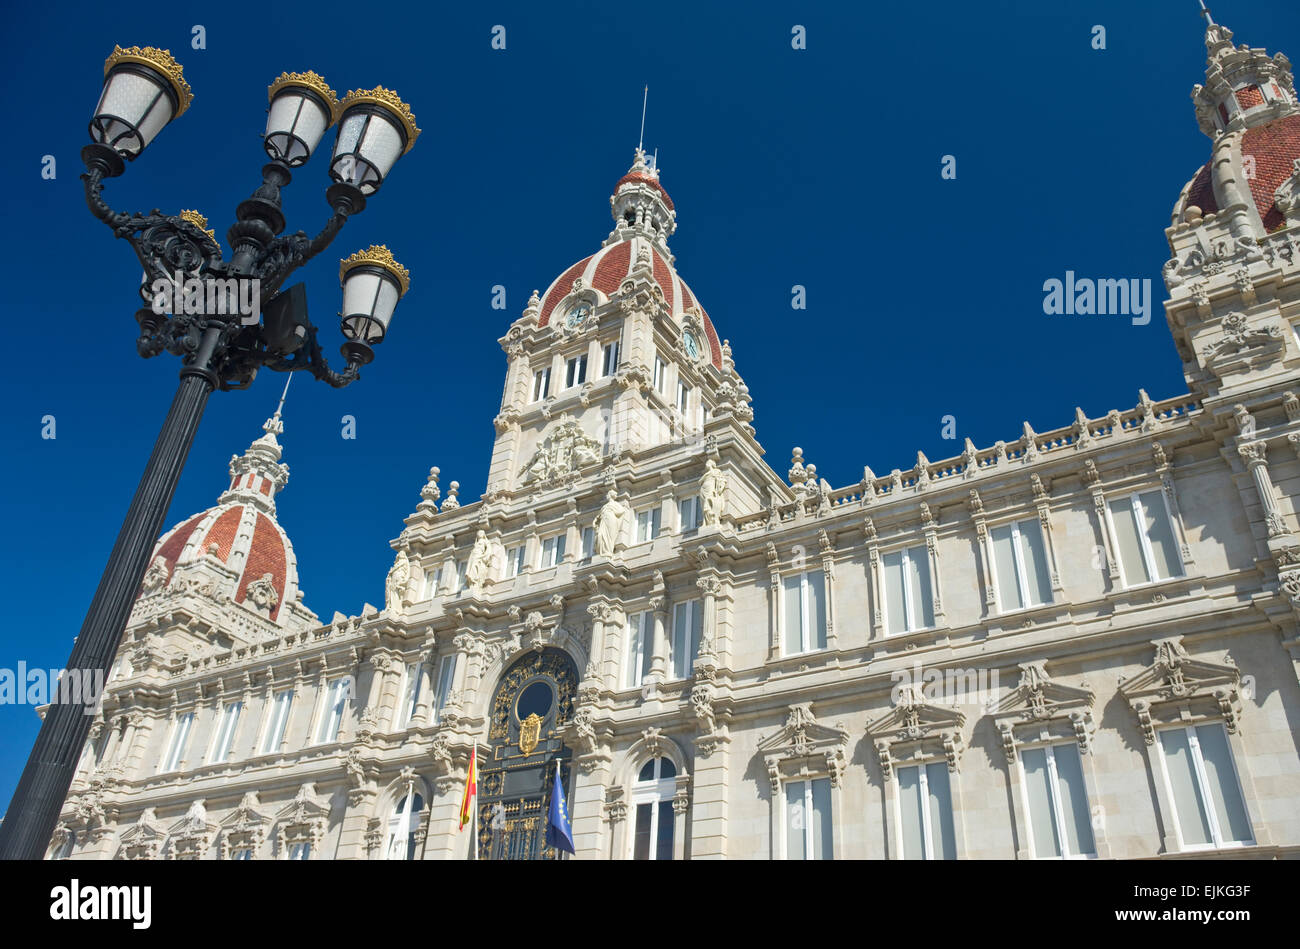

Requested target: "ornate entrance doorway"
[{"left": 477, "top": 648, "right": 577, "bottom": 859}]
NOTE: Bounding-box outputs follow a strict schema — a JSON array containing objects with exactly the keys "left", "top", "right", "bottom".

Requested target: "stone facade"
[{"left": 51, "top": 17, "right": 1300, "bottom": 860}]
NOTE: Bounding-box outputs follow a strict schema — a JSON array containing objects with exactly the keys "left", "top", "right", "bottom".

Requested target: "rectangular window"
[
  {"left": 505, "top": 545, "right": 526, "bottom": 578},
  {"left": 636, "top": 507, "right": 662, "bottom": 544},
  {"left": 653, "top": 356, "right": 666, "bottom": 394},
  {"left": 160, "top": 712, "right": 194, "bottom": 773},
  {"left": 531, "top": 368, "right": 550, "bottom": 402},
  {"left": 231, "top": 848, "right": 253, "bottom": 860},
  {"left": 601, "top": 340, "right": 620, "bottom": 377},
  {"left": 991, "top": 518, "right": 1053, "bottom": 612},
  {"left": 1019, "top": 742, "right": 1096, "bottom": 858},
  {"left": 400, "top": 662, "right": 423, "bottom": 729},
  {"left": 896, "top": 761, "right": 956, "bottom": 859},
  {"left": 783, "top": 569, "right": 828, "bottom": 655},
  {"left": 433, "top": 655, "right": 457, "bottom": 724},
  {"left": 422, "top": 567, "right": 442, "bottom": 600},
  {"left": 882, "top": 545, "right": 935, "bottom": 635},
  {"left": 1158, "top": 723, "right": 1253, "bottom": 850},
  {"left": 317, "top": 678, "right": 350, "bottom": 744},
  {"left": 288, "top": 842, "right": 311, "bottom": 860},
  {"left": 624, "top": 611, "right": 654, "bottom": 689},
  {"left": 784, "top": 778, "right": 832, "bottom": 859},
  {"left": 539, "top": 533, "right": 566, "bottom": 568},
  {"left": 676, "top": 381, "right": 690, "bottom": 415},
  {"left": 670, "top": 599, "right": 703, "bottom": 680},
  {"left": 454, "top": 560, "right": 467, "bottom": 593},
  {"left": 565, "top": 353, "right": 588, "bottom": 388},
  {"left": 259, "top": 689, "right": 293, "bottom": 755},
  {"left": 679, "top": 496, "right": 702, "bottom": 532},
  {"left": 1108, "top": 490, "right": 1184, "bottom": 587},
  {"left": 632, "top": 799, "right": 675, "bottom": 861},
  {"left": 581, "top": 526, "right": 595, "bottom": 559},
  {"left": 209, "top": 700, "right": 243, "bottom": 764}
]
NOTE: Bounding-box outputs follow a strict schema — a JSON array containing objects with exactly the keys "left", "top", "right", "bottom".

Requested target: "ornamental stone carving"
[
  {"left": 245, "top": 573, "right": 279, "bottom": 614},
  {"left": 520, "top": 417, "right": 603, "bottom": 485}
]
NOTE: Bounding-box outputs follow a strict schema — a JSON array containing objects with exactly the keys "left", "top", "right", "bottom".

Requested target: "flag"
[
  {"left": 459, "top": 743, "right": 477, "bottom": 830},
  {"left": 546, "top": 760, "right": 575, "bottom": 854}
]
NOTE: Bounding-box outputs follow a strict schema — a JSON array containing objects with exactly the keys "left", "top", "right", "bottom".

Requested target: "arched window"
[
  {"left": 385, "top": 792, "right": 424, "bottom": 860},
  {"left": 630, "top": 758, "right": 676, "bottom": 860}
]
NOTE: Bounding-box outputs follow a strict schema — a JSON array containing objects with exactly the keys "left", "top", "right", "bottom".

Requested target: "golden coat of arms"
[{"left": 519, "top": 713, "right": 543, "bottom": 755}]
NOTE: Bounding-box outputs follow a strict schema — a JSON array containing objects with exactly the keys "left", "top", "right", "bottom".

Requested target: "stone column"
[
  {"left": 1240, "top": 441, "right": 1292, "bottom": 540},
  {"left": 644, "top": 596, "right": 668, "bottom": 697},
  {"left": 337, "top": 788, "right": 377, "bottom": 860},
  {"left": 120, "top": 711, "right": 155, "bottom": 779},
  {"left": 414, "top": 652, "right": 435, "bottom": 726},
  {"left": 570, "top": 759, "right": 611, "bottom": 859},
  {"left": 689, "top": 740, "right": 730, "bottom": 859},
  {"left": 303, "top": 662, "right": 328, "bottom": 746},
  {"left": 423, "top": 767, "right": 471, "bottom": 859},
  {"left": 586, "top": 603, "right": 608, "bottom": 683}
]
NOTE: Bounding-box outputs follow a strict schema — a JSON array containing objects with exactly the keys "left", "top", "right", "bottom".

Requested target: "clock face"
[
  {"left": 682, "top": 329, "right": 700, "bottom": 359},
  {"left": 565, "top": 303, "right": 591, "bottom": 329}
]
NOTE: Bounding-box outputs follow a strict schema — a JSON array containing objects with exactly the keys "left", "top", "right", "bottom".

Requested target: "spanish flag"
[{"left": 459, "top": 742, "right": 478, "bottom": 831}]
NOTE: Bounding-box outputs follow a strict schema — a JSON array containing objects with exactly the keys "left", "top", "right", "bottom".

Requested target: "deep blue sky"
[{"left": 1, "top": 0, "right": 1296, "bottom": 814}]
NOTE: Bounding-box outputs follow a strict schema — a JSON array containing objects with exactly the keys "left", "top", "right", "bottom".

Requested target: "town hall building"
[{"left": 49, "top": 16, "right": 1300, "bottom": 859}]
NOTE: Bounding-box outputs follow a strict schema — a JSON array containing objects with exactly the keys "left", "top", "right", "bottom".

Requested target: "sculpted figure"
[
  {"left": 594, "top": 490, "right": 629, "bottom": 556},
  {"left": 385, "top": 549, "right": 411, "bottom": 612},
  {"left": 700, "top": 460, "right": 728, "bottom": 526},
  {"left": 465, "top": 530, "right": 493, "bottom": 593}
]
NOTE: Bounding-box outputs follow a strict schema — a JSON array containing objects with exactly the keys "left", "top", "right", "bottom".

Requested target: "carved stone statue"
[
  {"left": 140, "top": 558, "right": 169, "bottom": 596},
  {"left": 385, "top": 549, "right": 411, "bottom": 612},
  {"left": 465, "top": 530, "right": 493, "bottom": 594},
  {"left": 594, "top": 490, "right": 629, "bottom": 556},
  {"left": 185, "top": 799, "right": 207, "bottom": 832},
  {"left": 700, "top": 460, "right": 728, "bottom": 526}
]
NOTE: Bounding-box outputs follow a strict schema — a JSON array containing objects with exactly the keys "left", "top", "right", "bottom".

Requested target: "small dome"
[{"left": 138, "top": 404, "right": 307, "bottom": 627}]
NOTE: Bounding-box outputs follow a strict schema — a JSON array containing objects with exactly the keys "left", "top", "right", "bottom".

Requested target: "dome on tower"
[
  {"left": 1172, "top": 16, "right": 1300, "bottom": 235},
  {"left": 133, "top": 399, "right": 314, "bottom": 633},
  {"left": 534, "top": 149, "right": 723, "bottom": 369}
]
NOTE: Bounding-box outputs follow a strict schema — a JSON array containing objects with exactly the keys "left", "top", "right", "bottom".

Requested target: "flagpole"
[{"left": 471, "top": 741, "right": 478, "bottom": 861}]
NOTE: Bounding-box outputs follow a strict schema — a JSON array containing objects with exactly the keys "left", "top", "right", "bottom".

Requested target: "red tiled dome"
[
  {"left": 1176, "top": 114, "right": 1300, "bottom": 232},
  {"left": 535, "top": 238, "right": 723, "bottom": 369}
]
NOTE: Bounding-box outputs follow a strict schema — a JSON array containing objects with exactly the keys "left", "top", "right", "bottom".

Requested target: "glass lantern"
[
  {"left": 89, "top": 46, "right": 191, "bottom": 158},
  {"left": 264, "top": 71, "right": 338, "bottom": 167},
  {"left": 330, "top": 87, "right": 420, "bottom": 195},
  {"left": 339, "top": 245, "right": 410, "bottom": 345}
]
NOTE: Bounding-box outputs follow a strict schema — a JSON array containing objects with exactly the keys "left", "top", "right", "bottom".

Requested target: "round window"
[{"left": 516, "top": 680, "right": 553, "bottom": 721}]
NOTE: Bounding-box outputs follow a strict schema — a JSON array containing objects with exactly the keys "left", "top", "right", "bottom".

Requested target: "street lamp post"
[{"left": 0, "top": 46, "right": 418, "bottom": 860}]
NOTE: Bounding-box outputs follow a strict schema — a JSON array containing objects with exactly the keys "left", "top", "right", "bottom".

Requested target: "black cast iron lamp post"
[{"left": 0, "top": 46, "right": 416, "bottom": 860}]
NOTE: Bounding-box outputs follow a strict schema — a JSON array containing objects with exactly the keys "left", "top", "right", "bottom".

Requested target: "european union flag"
[{"left": 546, "top": 760, "right": 575, "bottom": 855}]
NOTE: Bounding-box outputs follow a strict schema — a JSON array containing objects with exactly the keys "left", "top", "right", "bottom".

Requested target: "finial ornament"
[
  {"left": 104, "top": 46, "right": 193, "bottom": 116},
  {"left": 178, "top": 209, "right": 215, "bottom": 241}
]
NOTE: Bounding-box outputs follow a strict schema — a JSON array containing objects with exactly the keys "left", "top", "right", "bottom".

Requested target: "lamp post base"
[{"left": 0, "top": 363, "right": 215, "bottom": 860}]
